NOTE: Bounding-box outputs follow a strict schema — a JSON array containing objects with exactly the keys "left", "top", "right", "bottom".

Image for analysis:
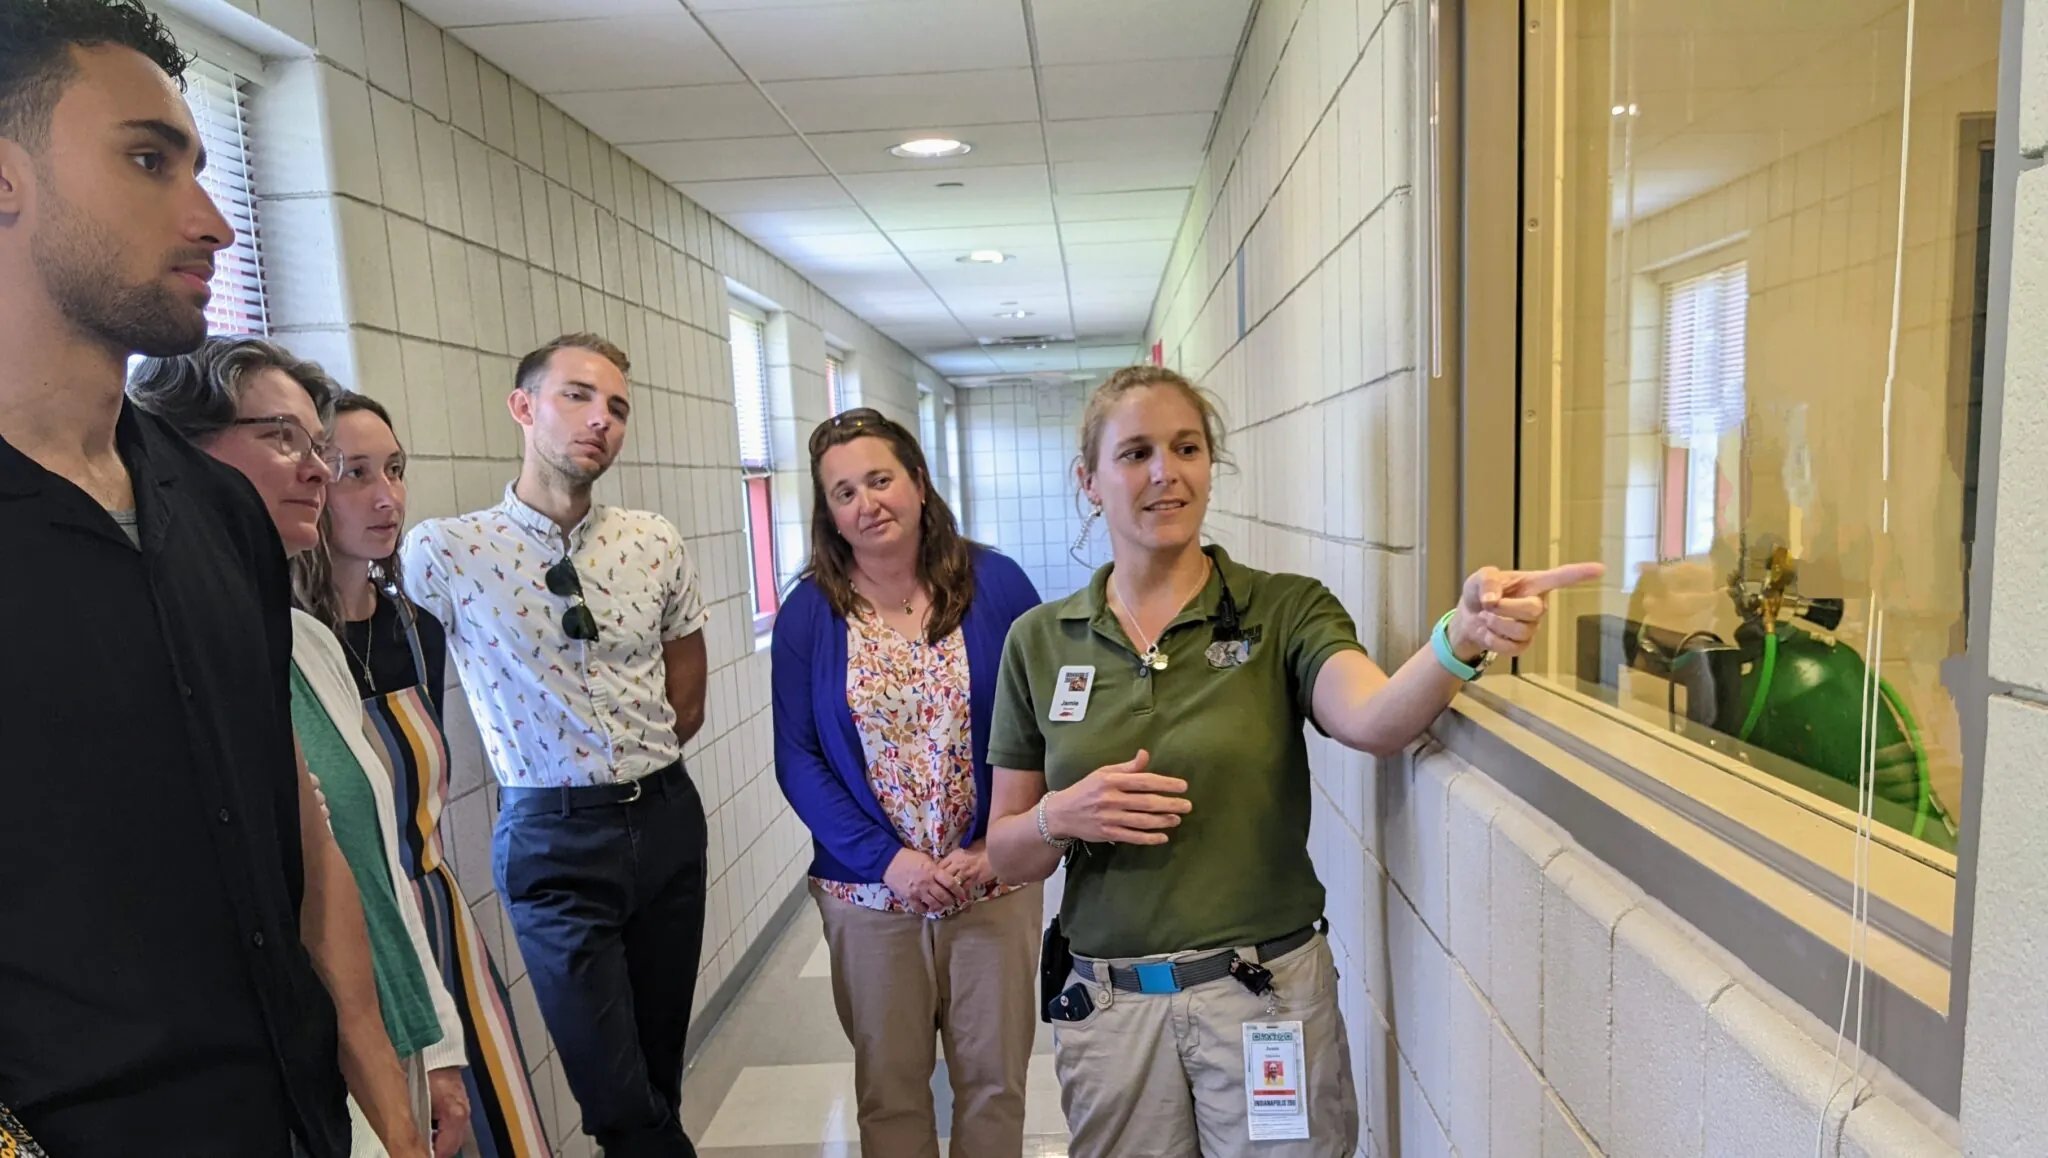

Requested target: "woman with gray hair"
[{"left": 129, "top": 337, "right": 474, "bottom": 1158}]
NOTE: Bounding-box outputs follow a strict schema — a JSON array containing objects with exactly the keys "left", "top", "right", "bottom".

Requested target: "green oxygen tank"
[{"left": 1732, "top": 621, "right": 1940, "bottom": 843}]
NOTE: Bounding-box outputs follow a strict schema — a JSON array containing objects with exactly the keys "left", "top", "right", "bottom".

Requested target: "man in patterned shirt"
[{"left": 401, "top": 333, "right": 711, "bottom": 1158}]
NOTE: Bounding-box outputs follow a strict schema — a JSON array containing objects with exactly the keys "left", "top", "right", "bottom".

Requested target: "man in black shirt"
[{"left": 0, "top": 3, "right": 423, "bottom": 1154}]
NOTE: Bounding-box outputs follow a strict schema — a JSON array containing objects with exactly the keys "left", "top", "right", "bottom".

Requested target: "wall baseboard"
[{"left": 684, "top": 878, "right": 810, "bottom": 1063}]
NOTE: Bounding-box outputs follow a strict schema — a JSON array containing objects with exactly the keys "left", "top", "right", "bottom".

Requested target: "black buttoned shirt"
[{"left": 0, "top": 404, "right": 349, "bottom": 1157}]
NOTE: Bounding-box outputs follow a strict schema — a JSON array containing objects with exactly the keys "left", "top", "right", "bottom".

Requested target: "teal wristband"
[{"left": 1432, "top": 610, "right": 1484, "bottom": 681}]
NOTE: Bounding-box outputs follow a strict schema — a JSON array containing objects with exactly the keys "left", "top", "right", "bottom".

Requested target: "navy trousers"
[{"left": 493, "top": 761, "right": 708, "bottom": 1158}]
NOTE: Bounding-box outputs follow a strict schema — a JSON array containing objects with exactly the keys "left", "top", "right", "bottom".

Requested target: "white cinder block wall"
[
  {"left": 1145, "top": 1, "right": 1963, "bottom": 1155},
  {"left": 958, "top": 382, "right": 1111, "bottom": 599},
  {"left": 181, "top": 0, "right": 945, "bottom": 1149}
]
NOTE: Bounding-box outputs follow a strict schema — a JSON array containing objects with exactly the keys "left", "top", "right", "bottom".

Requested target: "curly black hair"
[{"left": 0, "top": 0, "right": 189, "bottom": 150}]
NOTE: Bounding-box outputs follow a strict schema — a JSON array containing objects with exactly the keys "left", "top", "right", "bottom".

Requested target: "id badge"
[
  {"left": 1049, "top": 665, "right": 1096, "bottom": 723},
  {"left": 1243, "top": 1021, "right": 1311, "bottom": 1141}
]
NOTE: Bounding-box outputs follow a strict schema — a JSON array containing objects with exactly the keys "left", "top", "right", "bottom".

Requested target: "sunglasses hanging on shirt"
[
  {"left": 1205, "top": 571, "right": 1253, "bottom": 669},
  {"left": 545, "top": 556, "right": 601, "bottom": 642}
]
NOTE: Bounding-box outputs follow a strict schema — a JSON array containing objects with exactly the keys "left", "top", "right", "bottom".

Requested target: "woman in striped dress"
[{"left": 294, "top": 394, "right": 551, "bottom": 1158}]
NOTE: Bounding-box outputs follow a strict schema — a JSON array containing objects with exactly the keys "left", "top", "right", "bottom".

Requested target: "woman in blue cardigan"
[{"left": 772, "top": 407, "right": 1042, "bottom": 1158}]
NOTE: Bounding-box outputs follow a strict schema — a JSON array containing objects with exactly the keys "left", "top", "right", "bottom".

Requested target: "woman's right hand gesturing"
[
  {"left": 884, "top": 848, "right": 970, "bottom": 914},
  {"left": 1041, "top": 750, "right": 1191, "bottom": 845}
]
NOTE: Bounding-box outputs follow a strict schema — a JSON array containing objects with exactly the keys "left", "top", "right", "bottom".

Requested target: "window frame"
[
  {"left": 728, "top": 303, "right": 778, "bottom": 633},
  {"left": 1421, "top": 0, "right": 2020, "bottom": 1114},
  {"left": 826, "top": 351, "right": 846, "bottom": 415}
]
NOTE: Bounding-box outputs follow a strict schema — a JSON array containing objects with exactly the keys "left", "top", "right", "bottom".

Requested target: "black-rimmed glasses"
[
  {"left": 232, "top": 416, "right": 344, "bottom": 481},
  {"left": 545, "top": 556, "right": 601, "bottom": 642}
]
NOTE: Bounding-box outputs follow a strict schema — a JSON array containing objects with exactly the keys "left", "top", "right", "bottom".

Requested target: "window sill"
[{"left": 1432, "top": 676, "right": 1961, "bottom": 1111}]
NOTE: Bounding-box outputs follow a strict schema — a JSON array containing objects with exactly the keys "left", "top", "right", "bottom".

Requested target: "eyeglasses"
[
  {"left": 545, "top": 556, "right": 601, "bottom": 642},
  {"left": 232, "top": 416, "right": 344, "bottom": 481},
  {"left": 809, "top": 407, "right": 889, "bottom": 457}
]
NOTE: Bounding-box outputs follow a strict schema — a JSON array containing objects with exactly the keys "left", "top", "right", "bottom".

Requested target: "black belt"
[
  {"left": 499, "top": 759, "right": 686, "bottom": 816},
  {"left": 1074, "top": 924, "right": 1319, "bottom": 995}
]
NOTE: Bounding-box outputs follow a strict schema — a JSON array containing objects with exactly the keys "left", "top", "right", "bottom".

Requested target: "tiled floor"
[{"left": 681, "top": 892, "right": 1073, "bottom": 1158}]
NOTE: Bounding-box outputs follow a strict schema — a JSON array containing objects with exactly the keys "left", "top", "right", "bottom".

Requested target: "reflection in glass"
[{"left": 1520, "top": 0, "right": 2001, "bottom": 854}]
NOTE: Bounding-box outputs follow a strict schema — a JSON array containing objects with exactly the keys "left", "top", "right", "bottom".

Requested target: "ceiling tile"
[
  {"left": 766, "top": 230, "right": 902, "bottom": 259},
  {"left": 698, "top": 0, "right": 1028, "bottom": 82},
  {"left": 551, "top": 86, "right": 788, "bottom": 144},
  {"left": 764, "top": 69, "right": 1038, "bottom": 133},
  {"left": 1059, "top": 216, "right": 1183, "bottom": 244},
  {"left": 841, "top": 162, "right": 1049, "bottom": 205},
  {"left": 863, "top": 197, "right": 1053, "bottom": 231},
  {"left": 806, "top": 122, "right": 1045, "bottom": 174},
  {"left": 455, "top": 18, "right": 741, "bottom": 94},
  {"left": 403, "top": 0, "right": 678, "bottom": 28},
  {"left": 1041, "top": 58, "right": 1233, "bottom": 120},
  {"left": 675, "top": 175, "right": 852, "bottom": 213},
  {"left": 1031, "top": 0, "right": 1253, "bottom": 66},
  {"left": 624, "top": 135, "right": 824, "bottom": 183},
  {"left": 884, "top": 223, "right": 1061, "bottom": 254},
  {"left": 1053, "top": 159, "right": 1199, "bottom": 195},
  {"left": 1056, "top": 188, "right": 1195, "bottom": 221},
  {"left": 721, "top": 207, "right": 881, "bottom": 237},
  {"left": 1044, "top": 113, "right": 1213, "bottom": 163},
  {"left": 1062, "top": 239, "right": 1175, "bottom": 272}
]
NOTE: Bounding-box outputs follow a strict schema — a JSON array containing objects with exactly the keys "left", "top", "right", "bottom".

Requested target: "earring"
[{"left": 1069, "top": 505, "right": 1101, "bottom": 564}]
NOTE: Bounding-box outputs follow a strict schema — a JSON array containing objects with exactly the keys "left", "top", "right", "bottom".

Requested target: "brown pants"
[
  {"left": 1053, "top": 934, "right": 1359, "bottom": 1158},
  {"left": 812, "top": 882, "right": 1043, "bottom": 1158}
]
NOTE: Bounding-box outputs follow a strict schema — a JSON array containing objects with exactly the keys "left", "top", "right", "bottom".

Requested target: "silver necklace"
[
  {"left": 1110, "top": 559, "right": 1210, "bottom": 673},
  {"left": 342, "top": 594, "right": 377, "bottom": 692}
]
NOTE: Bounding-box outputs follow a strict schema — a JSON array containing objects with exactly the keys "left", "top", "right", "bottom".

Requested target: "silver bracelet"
[{"left": 1036, "top": 792, "right": 1073, "bottom": 849}]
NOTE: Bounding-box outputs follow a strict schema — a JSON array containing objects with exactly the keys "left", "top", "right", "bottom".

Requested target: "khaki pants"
[
  {"left": 1052, "top": 934, "right": 1359, "bottom": 1158},
  {"left": 813, "top": 881, "right": 1043, "bottom": 1158}
]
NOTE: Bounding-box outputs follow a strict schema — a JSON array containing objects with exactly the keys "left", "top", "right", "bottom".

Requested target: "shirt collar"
[
  {"left": 0, "top": 401, "right": 178, "bottom": 499},
  {"left": 1055, "top": 544, "right": 1251, "bottom": 631},
  {"left": 496, "top": 481, "right": 598, "bottom": 548}
]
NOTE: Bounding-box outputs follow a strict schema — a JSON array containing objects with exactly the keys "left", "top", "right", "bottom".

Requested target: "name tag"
[
  {"left": 1049, "top": 665, "right": 1096, "bottom": 723},
  {"left": 1243, "top": 1021, "right": 1311, "bottom": 1140}
]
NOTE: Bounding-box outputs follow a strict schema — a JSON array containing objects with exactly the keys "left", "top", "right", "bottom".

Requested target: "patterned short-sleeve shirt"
[
  {"left": 401, "top": 484, "right": 708, "bottom": 788},
  {"left": 817, "top": 610, "right": 1018, "bottom": 917}
]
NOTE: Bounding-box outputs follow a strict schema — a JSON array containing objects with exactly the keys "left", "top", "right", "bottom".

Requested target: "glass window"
[
  {"left": 1516, "top": 0, "right": 2001, "bottom": 858},
  {"left": 826, "top": 354, "right": 845, "bottom": 414},
  {"left": 129, "top": 56, "right": 266, "bottom": 380},
  {"left": 189, "top": 57, "right": 267, "bottom": 336},
  {"left": 729, "top": 310, "right": 777, "bottom": 620}
]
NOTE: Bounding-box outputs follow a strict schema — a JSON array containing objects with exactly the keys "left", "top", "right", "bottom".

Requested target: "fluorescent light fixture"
[
  {"left": 993, "top": 309, "right": 1034, "bottom": 318},
  {"left": 890, "top": 137, "right": 972, "bottom": 159},
  {"left": 959, "top": 251, "right": 1011, "bottom": 264}
]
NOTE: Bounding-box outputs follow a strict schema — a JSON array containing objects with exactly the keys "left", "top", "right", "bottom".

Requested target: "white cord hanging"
[{"left": 1816, "top": 0, "right": 1917, "bottom": 1148}]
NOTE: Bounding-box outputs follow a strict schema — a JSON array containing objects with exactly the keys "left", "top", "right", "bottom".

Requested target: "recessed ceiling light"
[
  {"left": 959, "top": 251, "right": 1011, "bottom": 264},
  {"left": 890, "top": 137, "right": 972, "bottom": 159},
  {"left": 993, "top": 309, "right": 1034, "bottom": 318}
]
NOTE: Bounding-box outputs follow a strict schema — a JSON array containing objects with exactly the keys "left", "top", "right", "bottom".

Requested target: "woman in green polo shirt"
[{"left": 985, "top": 365, "right": 1597, "bottom": 1158}]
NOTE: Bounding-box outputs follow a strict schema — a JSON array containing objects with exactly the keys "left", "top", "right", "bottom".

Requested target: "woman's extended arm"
[{"left": 1312, "top": 563, "right": 1603, "bottom": 755}]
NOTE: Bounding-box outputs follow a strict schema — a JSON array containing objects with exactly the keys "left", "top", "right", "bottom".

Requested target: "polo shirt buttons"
[
  {"left": 218, "top": 808, "right": 232, "bottom": 824},
  {"left": 250, "top": 932, "right": 265, "bottom": 949},
  {"left": 181, "top": 683, "right": 195, "bottom": 699}
]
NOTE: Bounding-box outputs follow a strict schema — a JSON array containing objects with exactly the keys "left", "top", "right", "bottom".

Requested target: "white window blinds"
[
  {"left": 730, "top": 312, "right": 770, "bottom": 471},
  {"left": 826, "top": 355, "right": 844, "bottom": 414},
  {"left": 1660, "top": 262, "right": 1747, "bottom": 447},
  {"left": 185, "top": 58, "right": 267, "bottom": 336}
]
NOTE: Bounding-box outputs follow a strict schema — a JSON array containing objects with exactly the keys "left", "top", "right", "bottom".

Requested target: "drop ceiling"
[{"left": 406, "top": 0, "right": 1257, "bottom": 382}]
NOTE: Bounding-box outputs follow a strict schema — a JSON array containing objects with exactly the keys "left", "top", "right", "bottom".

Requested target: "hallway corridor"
[{"left": 682, "top": 897, "right": 1072, "bottom": 1157}]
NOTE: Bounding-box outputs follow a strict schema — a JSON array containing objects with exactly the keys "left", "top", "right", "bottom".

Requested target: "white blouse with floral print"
[{"left": 814, "top": 609, "right": 1019, "bottom": 917}]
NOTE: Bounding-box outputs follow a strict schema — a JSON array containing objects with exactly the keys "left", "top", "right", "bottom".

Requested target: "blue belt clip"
[{"left": 1133, "top": 961, "right": 1180, "bottom": 994}]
